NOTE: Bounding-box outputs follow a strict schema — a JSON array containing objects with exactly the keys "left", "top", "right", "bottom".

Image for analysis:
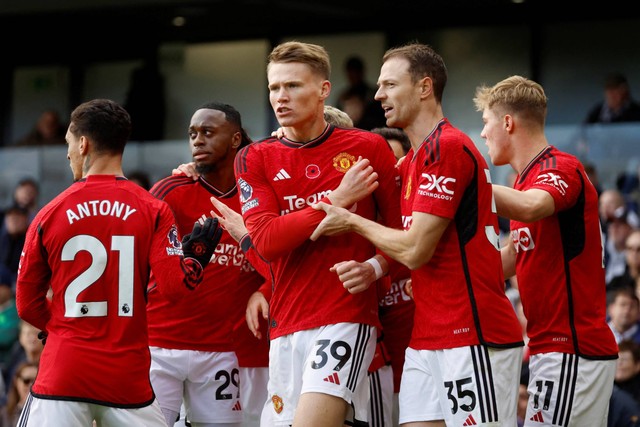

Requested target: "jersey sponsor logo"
[
  {"left": 66, "top": 199, "right": 137, "bottom": 224},
  {"left": 166, "top": 225, "right": 183, "bottom": 255},
  {"left": 379, "top": 278, "right": 412, "bottom": 307},
  {"left": 273, "top": 168, "right": 291, "bottom": 181},
  {"left": 418, "top": 173, "right": 456, "bottom": 201},
  {"left": 306, "top": 164, "right": 321, "bottom": 179},
  {"left": 534, "top": 172, "right": 568, "bottom": 196},
  {"left": 511, "top": 227, "right": 535, "bottom": 252},
  {"left": 272, "top": 394, "right": 284, "bottom": 414},
  {"left": 332, "top": 152, "right": 356, "bottom": 173},
  {"left": 211, "top": 242, "right": 253, "bottom": 271},
  {"left": 281, "top": 190, "right": 332, "bottom": 215}
]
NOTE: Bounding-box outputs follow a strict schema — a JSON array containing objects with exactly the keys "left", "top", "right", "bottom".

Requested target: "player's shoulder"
[{"left": 149, "top": 174, "right": 196, "bottom": 200}]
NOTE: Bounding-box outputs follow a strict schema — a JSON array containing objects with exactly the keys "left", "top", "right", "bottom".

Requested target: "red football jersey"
[
  {"left": 16, "top": 175, "right": 203, "bottom": 407},
  {"left": 511, "top": 146, "right": 618, "bottom": 358},
  {"left": 234, "top": 125, "right": 402, "bottom": 340},
  {"left": 399, "top": 119, "right": 523, "bottom": 350},
  {"left": 147, "top": 175, "right": 268, "bottom": 363}
]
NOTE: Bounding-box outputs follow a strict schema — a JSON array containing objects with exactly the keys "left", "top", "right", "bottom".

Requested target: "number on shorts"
[
  {"left": 311, "top": 339, "right": 352, "bottom": 371},
  {"left": 533, "top": 380, "right": 554, "bottom": 410},
  {"left": 215, "top": 368, "right": 240, "bottom": 400},
  {"left": 444, "top": 377, "right": 477, "bottom": 414},
  {"left": 62, "top": 235, "right": 134, "bottom": 318}
]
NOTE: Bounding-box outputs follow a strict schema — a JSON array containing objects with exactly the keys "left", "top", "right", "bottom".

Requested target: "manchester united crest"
[
  {"left": 272, "top": 394, "right": 284, "bottom": 414},
  {"left": 404, "top": 176, "right": 412, "bottom": 200},
  {"left": 332, "top": 152, "right": 357, "bottom": 173}
]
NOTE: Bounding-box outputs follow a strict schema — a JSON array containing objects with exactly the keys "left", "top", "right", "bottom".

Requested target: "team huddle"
[{"left": 14, "top": 40, "right": 615, "bottom": 427}]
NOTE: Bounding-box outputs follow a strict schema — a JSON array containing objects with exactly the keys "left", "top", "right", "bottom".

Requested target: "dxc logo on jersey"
[
  {"left": 511, "top": 227, "right": 535, "bottom": 252},
  {"left": 535, "top": 172, "right": 568, "bottom": 196},
  {"left": 418, "top": 173, "right": 456, "bottom": 201}
]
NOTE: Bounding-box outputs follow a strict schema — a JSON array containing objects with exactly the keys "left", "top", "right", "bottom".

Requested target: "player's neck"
[{"left": 83, "top": 154, "right": 124, "bottom": 178}]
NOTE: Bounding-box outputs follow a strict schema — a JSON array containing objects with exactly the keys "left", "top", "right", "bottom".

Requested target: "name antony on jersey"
[{"left": 66, "top": 200, "right": 137, "bottom": 224}]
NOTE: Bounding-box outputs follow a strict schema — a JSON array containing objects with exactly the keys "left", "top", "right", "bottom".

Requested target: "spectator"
[
  {"left": 3, "top": 361, "right": 38, "bottom": 427},
  {"left": 336, "top": 55, "right": 386, "bottom": 130},
  {"left": 585, "top": 72, "right": 640, "bottom": 124},
  {"left": 607, "top": 207, "right": 639, "bottom": 285},
  {"left": 311, "top": 42, "right": 525, "bottom": 426},
  {"left": 14, "top": 98, "right": 222, "bottom": 426},
  {"left": 15, "top": 110, "right": 67, "bottom": 146},
  {"left": 608, "top": 385, "right": 640, "bottom": 427},
  {"left": 2, "top": 321, "right": 42, "bottom": 396},
  {"left": 616, "top": 340, "right": 640, "bottom": 404},
  {"left": 0, "top": 206, "right": 29, "bottom": 283},
  {"left": 608, "top": 288, "right": 640, "bottom": 344},
  {"left": 474, "top": 75, "right": 618, "bottom": 426},
  {"left": 9, "top": 178, "right": 40, "bottom": 223},
  {"left": 0, "top": 266, "right": 18, "bottom": 369},
  {"left": 608, "top": 230, "right": 640, "bottom": 300}
]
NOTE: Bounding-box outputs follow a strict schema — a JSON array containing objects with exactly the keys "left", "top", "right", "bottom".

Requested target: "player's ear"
[
  {"left": 78, "top": 136, "right": 90, "bottom": 155},
  {"left": 320, "top": 80, "right": 331, "bottom": 100}
]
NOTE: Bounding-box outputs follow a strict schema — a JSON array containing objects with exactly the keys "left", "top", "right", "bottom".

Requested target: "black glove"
[
  {"left": 38, "top": 330, "right": 48, "bottom": 346},
  {"left": 181, "top": 217, "right": 222, "bottom": 269}
]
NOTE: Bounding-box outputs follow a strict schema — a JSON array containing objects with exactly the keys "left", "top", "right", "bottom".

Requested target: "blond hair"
[
  {"left": 323, "top": 105, "right": 353, "bottom": 127},
  {"left": 473, "top": 75, "right": 547, "bottom": 126}
]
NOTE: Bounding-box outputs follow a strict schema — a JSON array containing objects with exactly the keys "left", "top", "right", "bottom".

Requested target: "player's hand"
[
  {"left": 328, "top": 157, "right": 378, "bottom": 208},
  {"left": 271, "top": 127, "right": 287, "bottom": 139},
  {"left": 330, "top": 260, "right": 376, "bottom": 294},
  {"left": 246, "top": 291, "right": 269, "bottom": 339},
  {"left": 172, "top": 162, "right": 199, "bottom": 180},
  {"left": 210, "top": 196, "right": 247, "bottom": 243},
  {"left": 403, "top": 278, "right": 413, "bottom": 299},
  {"left": 310, "top": 202, "right": 353, "bottom": 241},
  {"left": 181, "top": 217, "right": 222, "bottom": 268}
]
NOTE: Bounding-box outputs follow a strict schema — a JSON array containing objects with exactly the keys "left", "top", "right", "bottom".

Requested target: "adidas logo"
[
  {"left": 323, "top": 372, "right": 340, "bottom": 385},
  {"left": 462, "top": 414, "right": 477, "bottom": 425},
  {"left": 232, "top": 401, "right": 242, "bottom": 411},
  {"left": 273, "top": 169, "right": 291, "bottom": 181},
  {"left": 529, "top": 411, "right": 544, "bottom": 423}
]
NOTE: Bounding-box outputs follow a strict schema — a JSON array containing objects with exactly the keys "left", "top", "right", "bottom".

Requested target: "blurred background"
[{"left": 0, "top": 0, "right": 639, "bottom": 205}]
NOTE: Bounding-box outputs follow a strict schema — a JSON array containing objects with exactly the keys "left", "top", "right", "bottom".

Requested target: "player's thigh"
[
  {"left": 96, "top": 399, "right": 167, "bottom": 427},
  {"left": 149, "top": 346, "right": 189, "bottom": 412},
  {"left": 184, "top": 350, "right": 242, "bottom": 424},
  {"left": 17, "top": 394, "right": 93, "bottom": 427},
  {"left": 400, "top": 346, "right": 522, "bottom": 426},
  {"left": 525, "top": 353, "right": 615, "bottom": 427},
  {"left": 240, "top": 366, "right": 269, "bottom": 425},
  {"left": 300, "top": 323, "right": 376, "bottom": 424}
]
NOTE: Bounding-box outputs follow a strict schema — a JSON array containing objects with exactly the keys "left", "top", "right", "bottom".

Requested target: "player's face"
[
  {"left": 189, "top": 108, "right": 239, "bottom": 174},
  {"left": 479, "top": 108, "right": 511, "bottom": 167},
  {"left": 375, "top": 57, "right": 420, "bottom": 129},
  {"left": 267, "top": 62, "right": 329, "bottom": 129},
  {"left": 65, "top": 127, "right": 83, "bottom": 182}
]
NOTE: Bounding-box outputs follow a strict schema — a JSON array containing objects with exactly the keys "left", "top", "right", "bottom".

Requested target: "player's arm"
[
  {"left": 492, "top": 184, "right": 555, "bottom": 223},
  {"left": 311, "top": 203, "right": 449, "bottom": 270},
  {"left": 15, "top": 222, "right": 53, "bottom": 332},
  {"left": 238, "top": 156, "right": 379, "bottom": 260}
]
